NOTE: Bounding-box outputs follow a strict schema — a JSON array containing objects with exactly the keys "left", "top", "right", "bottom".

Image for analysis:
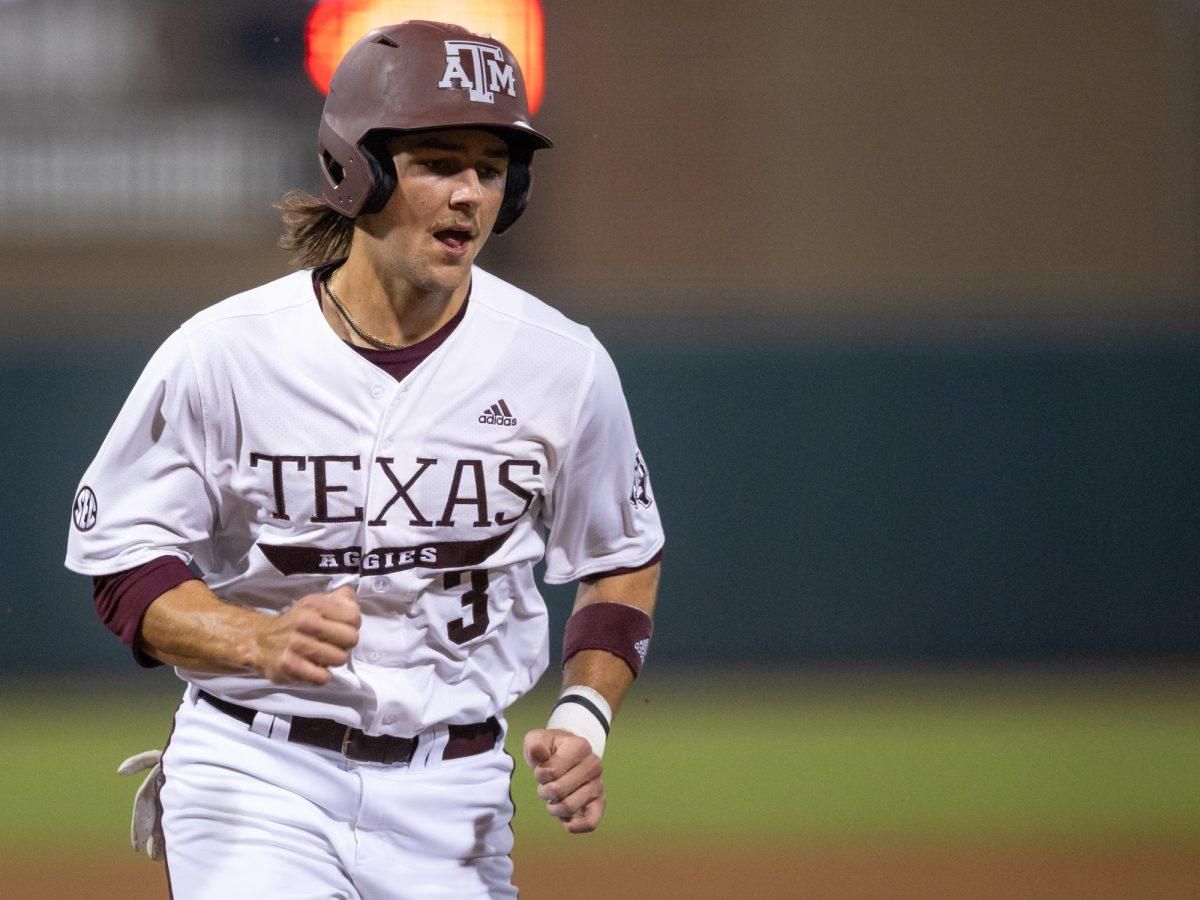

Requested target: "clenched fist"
[
  {"left": 254, "top": 586, "right": 361, "bottom": 685},
  {"left": 523, "top": 729, "right": 606, "bottom": 834}
]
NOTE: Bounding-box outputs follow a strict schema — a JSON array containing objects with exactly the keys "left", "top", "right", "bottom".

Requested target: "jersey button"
[
  {"left": 373, "top": 576, "right": 388, "bottom": 593},
  {"left": 370, "top": 385, "right": 384, "bottom": 398}
]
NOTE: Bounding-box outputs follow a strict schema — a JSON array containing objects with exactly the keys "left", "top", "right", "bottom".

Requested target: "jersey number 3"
[{"left": 443, "top": 570, "right": 490, "bottom": 644}]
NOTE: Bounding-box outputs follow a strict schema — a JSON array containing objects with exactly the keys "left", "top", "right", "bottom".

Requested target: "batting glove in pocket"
[{"left": 116, "top": 749, "right": 165, "bottom": 861}]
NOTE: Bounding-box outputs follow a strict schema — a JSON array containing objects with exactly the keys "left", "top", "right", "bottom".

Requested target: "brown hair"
[{"left": 276, "top": 190, "right": 355, "bottom": 269}]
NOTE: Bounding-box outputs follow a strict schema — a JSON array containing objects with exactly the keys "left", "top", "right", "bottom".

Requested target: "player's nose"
[{"left": 449, "top": 169, "right": 485, "bottom": 211}]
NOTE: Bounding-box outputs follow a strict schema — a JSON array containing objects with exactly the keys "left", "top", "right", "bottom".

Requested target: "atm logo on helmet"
[{"left": 438, "top": 40, "right": 517, "bottom": 104}]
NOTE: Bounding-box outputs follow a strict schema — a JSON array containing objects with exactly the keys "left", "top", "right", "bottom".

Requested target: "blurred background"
[{"left": 2, "top": 1, "right": 1198, "bottom": 897}]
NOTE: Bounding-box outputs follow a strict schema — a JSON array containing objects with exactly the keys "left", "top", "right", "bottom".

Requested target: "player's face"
[{"left": 369, "top": 128, "right": 509, "bottom": 294}]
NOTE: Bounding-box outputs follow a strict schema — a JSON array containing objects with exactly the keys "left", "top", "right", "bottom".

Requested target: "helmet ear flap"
[
  {"left": 359, "top": 136, "right": 398, "bottom": 215},
  {"left": 317, "top": 121, "right": 378, "bottom": 218},
  {"left": 494, "top": 161, "right": 531, "bottom": 234}
]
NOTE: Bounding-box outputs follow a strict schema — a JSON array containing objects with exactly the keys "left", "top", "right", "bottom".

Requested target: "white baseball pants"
[{"left": 160, "top": 687, "right": 518, "bottom": 899}]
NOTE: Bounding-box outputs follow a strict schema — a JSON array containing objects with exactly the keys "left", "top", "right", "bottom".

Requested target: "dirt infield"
[{"left": 7, "top": 844, "right": 1199, "bottom": 899}]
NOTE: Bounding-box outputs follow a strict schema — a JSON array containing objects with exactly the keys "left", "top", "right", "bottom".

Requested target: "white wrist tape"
[{"left": 546, "top": 685, "right": 612, "bottom": 758}]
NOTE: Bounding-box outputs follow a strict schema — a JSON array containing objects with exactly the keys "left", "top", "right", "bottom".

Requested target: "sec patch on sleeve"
[{"left": 72, "top": 485, "right": 98, "bottom": 532}]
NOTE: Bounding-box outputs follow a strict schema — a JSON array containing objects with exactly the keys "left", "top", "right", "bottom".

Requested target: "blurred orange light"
[{"left": 305, "top": 0, "right": 545, "bottom": 114}]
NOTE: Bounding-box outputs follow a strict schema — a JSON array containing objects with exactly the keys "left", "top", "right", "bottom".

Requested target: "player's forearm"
[
  {"left": 563, "top": 563, "right": 660, "bottom": 715},
  {"left": 138, "top": 579, "right": 265, "bottom": 673},
  {"left": 561, "top": 649, "right": 634, "bottom": 717},
  {"left": 531, "top": 563, "right": 659, "bottom": 793}
]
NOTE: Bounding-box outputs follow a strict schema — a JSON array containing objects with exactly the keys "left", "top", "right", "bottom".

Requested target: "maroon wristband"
[{"left": 562, "top": 602, "right": 654, "bottom": 677}]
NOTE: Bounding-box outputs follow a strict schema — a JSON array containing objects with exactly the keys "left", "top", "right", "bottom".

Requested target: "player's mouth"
[{"left": 433, "top": 227, "right": 477, "bottom": 257}]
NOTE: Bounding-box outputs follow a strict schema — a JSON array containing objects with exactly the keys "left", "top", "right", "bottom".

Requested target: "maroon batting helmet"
[{"left": 318, "top": 20, "right": 552, "bottom": 233}]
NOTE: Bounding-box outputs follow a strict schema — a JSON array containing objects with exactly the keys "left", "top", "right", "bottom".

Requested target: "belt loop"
[
  {"left": 269, "top": 714, "right": 292, "bottom": 743},
  {"left": 249, "top": 712, "right": 276, "bottom": 738},
  {"left": 411, "top": 724, "right": 448, "bottom": 771}
]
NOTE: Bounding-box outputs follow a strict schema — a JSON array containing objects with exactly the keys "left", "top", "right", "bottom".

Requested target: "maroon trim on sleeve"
[
  {"left": 579, "top": 549, "right": 663, "bottom": 584},
  {"left": 311, "top": 262, "right": 470, "bottom": 384},
  {"left": 562, "top": 601, "right": 654, "bottom": 678},
  {"left": 93, "top": 556, "right": 198, "bottom": 668}
]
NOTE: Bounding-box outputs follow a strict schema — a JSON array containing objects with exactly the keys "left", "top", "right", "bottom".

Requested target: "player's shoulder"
[
  {"left": 179, "top": 269, "right": 314, "bottom": 338},
  {"left": 469, "top": 267, "right": 599, "bottom": 353}
]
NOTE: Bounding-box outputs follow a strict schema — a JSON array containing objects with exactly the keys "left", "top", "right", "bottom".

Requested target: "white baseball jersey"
[{"left": 66, "top": 266, "right": 663, "bottom": 735}]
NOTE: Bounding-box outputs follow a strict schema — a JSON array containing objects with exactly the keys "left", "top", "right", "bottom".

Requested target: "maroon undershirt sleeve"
[
  {"left": 93, "top": 556, "right": 198, "bottom": 668},
  {"left": 579, "top": 548, "right": 664, "bottom": 583}
]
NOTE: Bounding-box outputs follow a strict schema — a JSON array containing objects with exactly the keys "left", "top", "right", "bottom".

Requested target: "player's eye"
[
  {"left": 421, "top": 157, "right": 458, "bottom": 175},
  {"left": 478, "top": 164, "right": 503, "bottom": 181}
]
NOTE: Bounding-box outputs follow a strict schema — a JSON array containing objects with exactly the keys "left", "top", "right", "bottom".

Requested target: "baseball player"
[{"left": 66, "top": 20, "right": 662, "bottom": 899}]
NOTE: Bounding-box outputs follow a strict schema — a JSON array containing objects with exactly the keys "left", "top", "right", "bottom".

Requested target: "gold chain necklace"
[{"left": 324, "top": 274, "right": 409, "bottom": 351}]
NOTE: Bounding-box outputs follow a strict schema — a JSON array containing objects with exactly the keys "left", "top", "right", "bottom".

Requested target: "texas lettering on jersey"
[{"left": 249, "top": 452, "right": 539, "bottom": 576}]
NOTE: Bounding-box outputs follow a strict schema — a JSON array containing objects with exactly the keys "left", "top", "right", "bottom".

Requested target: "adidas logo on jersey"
[{"left": 478, "top": 399, "right": 517, "bottom": 427}]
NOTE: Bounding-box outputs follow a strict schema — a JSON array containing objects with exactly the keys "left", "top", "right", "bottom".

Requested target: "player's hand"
[
  {"left": 523, "top": 728, "right": 606, "bottom": 834},
  {"left": 117, "top": 749, "right": 165, "bottom": 861},
  {"left": 253, "top": 586, "right": 361, "bottom": 685}
]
